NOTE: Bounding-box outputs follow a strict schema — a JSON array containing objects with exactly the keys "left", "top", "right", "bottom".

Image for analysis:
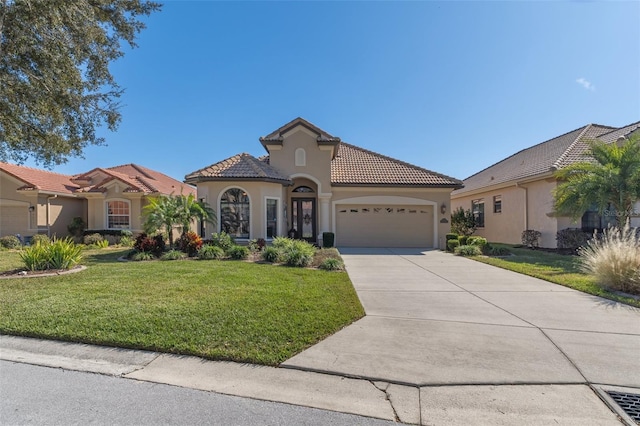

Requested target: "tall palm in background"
[{"left": 554, "top": 134, "right": 640, "bottom": 227}]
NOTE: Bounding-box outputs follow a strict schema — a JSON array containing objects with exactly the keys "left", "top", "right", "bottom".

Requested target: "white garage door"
[
  {"left": 335, "top": 205, "right": 433, "bottom": 248},
  {"left": 0, "top": 205, "right": 29, "bottom": 237}
]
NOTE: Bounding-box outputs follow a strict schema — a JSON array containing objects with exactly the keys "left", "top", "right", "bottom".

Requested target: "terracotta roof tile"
[
  {"left": 0, "top": 162, "right": 79, "bottom": 194},
  {"left": 259, "top": 117, "right": 341, "bottom": 145},
  {"left": 453, "top": 121, "right": 638, "bottom": 196},
  {"left": 331, "top": 143, "right": 462, "bottom": 187},
  {"left": 184, "top": 153, "right": 292, "bottom": 184}
]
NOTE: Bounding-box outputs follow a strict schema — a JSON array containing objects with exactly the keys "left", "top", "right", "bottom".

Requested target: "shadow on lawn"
[{"left": 84, "top": 249, "right": 129, "bottom": 264}]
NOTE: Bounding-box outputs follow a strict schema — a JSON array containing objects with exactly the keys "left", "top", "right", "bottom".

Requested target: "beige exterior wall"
[
  {"left": 85, "top": 187, "right": 145, "bottom": 233},
  {"left": 0, "top": 171, "right": 85, "bottom": 238},
  {"left": 266, "top": 127, "right": 333, "bottom": 196},
  {"left": 196, "top": 181, "right": 285, "bottom": 240}
]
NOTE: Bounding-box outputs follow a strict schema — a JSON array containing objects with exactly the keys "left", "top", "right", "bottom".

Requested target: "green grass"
[
  {"left": 472, "top": 244, "right": 640, "bottom": 308},
  {"left": 0, "top": 248, "right": 364, "bottom": 365}
]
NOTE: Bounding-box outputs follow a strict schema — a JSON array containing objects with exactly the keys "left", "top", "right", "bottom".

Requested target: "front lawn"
[
  {"left": 0, "top": 248, "right": 364, "bottom": 365},
  {"left": 471, "top": 244, "right": 640, "bottom": 308}
]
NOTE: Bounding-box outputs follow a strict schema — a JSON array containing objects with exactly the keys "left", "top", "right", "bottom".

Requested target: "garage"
[
  {"left": 0, "top": 203, "right": 29, "bottom": 237},
  {"left": 335, "top": 205, "right": 434, "bottom": 248}
]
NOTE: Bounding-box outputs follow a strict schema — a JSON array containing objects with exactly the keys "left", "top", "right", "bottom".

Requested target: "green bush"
[
  {"left": 467, "top": 236, "right": 488, "bottom": 253},
  {"left": 447, "top": 239, "right": 460, "bottom": 251},
  {"left": 119, "top": 236, "right": 135, "bottom": 247},
  {"left": 227, "top": 245, "right": 249, "bottom": 260},
  {"left": 198, "top": 245, "right": 225, "bottom": 260},
  {"left": 445, "top": 233, "right": 458, "bottom": 241},
  {"left": 0, "top": 235, "right": 21, "bottom": 249},
  {"left": 31, "top": 234, "right": 50, "bottom": 246},
  {"left": 319, "top": 258, "right": 344, "bottom": 271},
  {"left": 161, "top": 250, "right": 186, "bottom": 261},
  {"left": 458, "top": 235, "right": 469, "bottom": 245},
  {"left": 131, "top": 251, "right": 155, "bottom": 261},
  {"left": 578, "top": 224, "right": 640, "bottom": 295},
  {"left": 248, "top": 238, "right": 266, "bottom": 252},
  {"left": 90, "top": 239, "right": 109, "bottom": 249},
  {"left": 210, "top": 232, "right": 235, "bottom": 251},
  {"left": 454, "top": 245, "right": 482, "bottom": 256},
  {"left": 20, "top": 237, "right": 83, "bottom": 270},
  {"left": 67, "top": 217, "right": 86, "bottom": 239},
  {"left": 272, "top": 236, "right": 294, "bottom": 250},
  {"left": 261, "top": 246, "right": 280, "bottom": 263},
  {"left": 83, "top": 233, "right": 104, "bottom": 245},
  {"left": 556, "top": 228, "right": 591, "bottom": 251},
  {"left": 522, "top": 229, "right": 542, "bottom": 249},
  {"left": 322, "top": 232, "right": 335, "bottom": 248},
  {"left": 282, "top": 239, "right": 315, "bottom": 267}
]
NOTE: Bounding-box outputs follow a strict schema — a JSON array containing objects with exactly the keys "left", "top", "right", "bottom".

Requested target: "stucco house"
[
  {"left": 185, "top": 118, "right": 463, "bottom": 248},
  {"left": 0, "top": 162, "right": 194, "bottom": 240},
  {"left": 451, "top": 121, "right": 640, "bottom": 248}
]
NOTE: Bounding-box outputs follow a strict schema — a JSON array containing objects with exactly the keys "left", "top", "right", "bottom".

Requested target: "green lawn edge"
[
  {"left": 0, "top": 248, "right": 365, "bottom": 365},
  {"left": 468, "top": 244, "right": 640, "bottom": 308}
]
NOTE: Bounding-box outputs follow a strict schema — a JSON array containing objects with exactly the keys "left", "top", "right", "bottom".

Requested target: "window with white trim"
[
  {"left": 472, "top": 199, "right": 485, "bottom": 228},
  {"left": 106, "top": 200, "right": 130, "bottom": 229},
  {"left": 266, "top": 198, "right": 278, "bottom": 239},
  {"left": 493, "top": 195, "right": 502, "bottom": 214}
]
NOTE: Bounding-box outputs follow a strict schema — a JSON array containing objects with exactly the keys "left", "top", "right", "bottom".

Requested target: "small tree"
[{"left": 451, "top": 207, "right": 477, "bottom": 237}]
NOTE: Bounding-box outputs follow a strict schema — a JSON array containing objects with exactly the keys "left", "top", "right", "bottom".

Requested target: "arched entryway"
[{"left": 288, "top": 178, "right": 318, "bottom": 244}]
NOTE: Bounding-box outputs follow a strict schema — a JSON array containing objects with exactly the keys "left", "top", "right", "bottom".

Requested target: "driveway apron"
[{"left": 282, "top": 249, "right": 640, "bottom": 388}]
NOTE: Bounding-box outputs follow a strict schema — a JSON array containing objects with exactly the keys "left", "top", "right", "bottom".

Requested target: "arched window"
[
  {"left": 106, "top": 200, "right": 130, "bottom": 229},
  {"left": 295, "top": 148, "right": 306, "bottom": 166},
  {"left": 292, "top": 186, "right": 314, "bottom": 193},
  {"left": 220, "top": 188, "right": 250, "bottom": 238}
]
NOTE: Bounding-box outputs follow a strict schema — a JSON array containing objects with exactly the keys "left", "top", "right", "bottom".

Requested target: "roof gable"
[
  {"left": 0, "top": 162, "right": 79, "bottom": 195},
  {"left": 184, "top": 153, "right": 292, "bottom": 184}
]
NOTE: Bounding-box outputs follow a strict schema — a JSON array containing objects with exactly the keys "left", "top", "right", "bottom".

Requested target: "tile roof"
[
  {"left": 0, "top": 162, "right": 192, "bottom": 196},
  {"left": 331, "top": 143, "right": 463, "bottom": 187},
  {"left": 184, "top": 153, "right": 292, "bottom": 184},
  {"left": 453, "top": 121, "right": 639, "bottom": 196},
  {"left": 259, "top": 117, "right": 341, "bottom": 145},
  {"left": 0, "top": 162, "right": 80, "bottom": 194}
]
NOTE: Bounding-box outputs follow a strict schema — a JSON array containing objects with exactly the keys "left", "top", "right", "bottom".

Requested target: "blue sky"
[{"left": 37, "top": 0, "right": 640, "bottom": 182}]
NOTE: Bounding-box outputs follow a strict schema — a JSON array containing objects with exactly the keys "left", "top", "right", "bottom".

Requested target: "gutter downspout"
[
  {"left": 46, "top": 195, "right": 58, "bottom": 237},
  {"left": 516, "top": 183, "right": 528, "bottom": 230}
]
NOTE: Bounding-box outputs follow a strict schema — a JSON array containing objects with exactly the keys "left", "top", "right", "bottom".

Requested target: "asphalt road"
[{"left": 0, "top": 361, "right": 398, "bottom": 426}]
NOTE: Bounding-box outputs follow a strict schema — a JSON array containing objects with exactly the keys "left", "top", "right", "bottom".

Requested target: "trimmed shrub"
[
  {"left": 488, "top": 245, "right": 511, "bottom": 256},
  {"left": 261, "top": 246, "right": 280, "bottom": 263},
  {"left": 454, "top": 245, "right": 482, "bottom": 256},
  {"left": 445, "top": 233, "right": 458, "bottom": 241},
  {"left": 319, "top": 258, "right": 344, "bottom": 271},
  {"left": 0, "top": 235, "right": 21, "bottom": 249},
  {"left": 578, "top": 224, "right": 640, "bottom": 295},
  {"left": 119, "top": 235, "right": 135, "bottom": 247},
  {"left": 322, "top": 232, "right": 335, "bottom": 248},
  {"left": 90, "top": 239, "right": 109, "bottom": 249},
  {"left": 67, "top": 217, "right": 86, "bottom": 240},
  {"left": 556, "top": 228, "right": 591, "bottom": 251},
  {"left": 227, "top": 245, "right": 249, "bottom": 260},
  {"left": 83, "top": 233, "right": 104, "bottom": 245},
  {"left": 131, "top": 251, "right": 155, "bottom": 261},
  {"left": 177, "top": 231, "right": 203, "bottom": 256},
  {"left": 31, "top": 234, "right": 50, "bottom": 246},
  {"left": 198, "top": 245, "right": 225, "bottom": 260},
  {"left": 210, "top": 232, "right": 235, "bottom": 251},
  {"left": 521, "top": 229, "right": 542, "bottom": 249},
  {"left": 447, "top": 239, "right": 460, "bottom": 252},
  {"left": 161, "top": 250, "right": 187, "bottom": 261},
  {"left": 20, "top": 237, "right": 83, "bottom": 270},
  {"left": 458, "top": 235, "right": 469, "bottom": 245}
]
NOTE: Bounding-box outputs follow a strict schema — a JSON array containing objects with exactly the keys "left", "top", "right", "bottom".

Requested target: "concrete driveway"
[{"left": 282, "top": 248, "right": 640, "bottom": 388}]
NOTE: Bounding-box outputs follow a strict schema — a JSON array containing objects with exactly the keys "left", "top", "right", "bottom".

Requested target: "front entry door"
[{"left": 292, "top": 198, "right": 316, "bottom": 244}]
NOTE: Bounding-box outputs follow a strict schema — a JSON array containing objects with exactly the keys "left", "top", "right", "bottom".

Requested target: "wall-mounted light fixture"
[
  {"left": 28, "top": 206, "right": 35, "bottom": 213},
  {"left": 440, "top": 203, "right": 447, "bottom": 215}
]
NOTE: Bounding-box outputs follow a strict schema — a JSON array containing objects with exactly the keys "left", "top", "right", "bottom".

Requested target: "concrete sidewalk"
[{"left": 1, "top": 248, "right": 638, "bottom": 425}]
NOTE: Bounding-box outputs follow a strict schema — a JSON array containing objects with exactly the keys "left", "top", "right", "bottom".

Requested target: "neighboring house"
[
  {"left": 451, "top": 121, "right": 640, "bottom": 248},
  {"left": 185, "top": 118, "right": 462, "bottom": 248},
  {"left": 0, "top": 163, "right": 194, "bottom": 239}
]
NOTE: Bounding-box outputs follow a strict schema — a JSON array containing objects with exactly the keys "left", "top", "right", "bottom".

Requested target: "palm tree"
[
  {"left": 553, "top": 134, "right": 640, "bottom": 227},
  {"left": 142, "top": 195, "right": 181, "bottom": 247},
  {"left": 174, "top": 193, "right": 216, "bottom": 236}
]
